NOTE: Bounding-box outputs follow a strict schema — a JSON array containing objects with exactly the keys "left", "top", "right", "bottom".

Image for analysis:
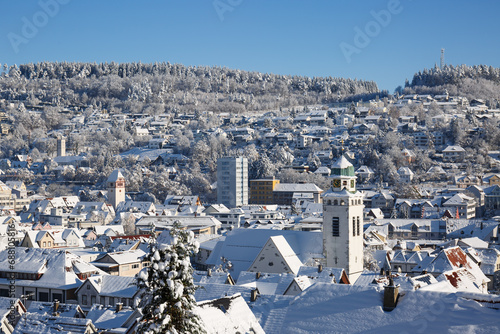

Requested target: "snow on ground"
[{"left": 250, "top": 283, "right": 500, "bottom": 334}]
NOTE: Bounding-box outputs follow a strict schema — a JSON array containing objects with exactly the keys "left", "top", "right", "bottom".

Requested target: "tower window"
[
  {"left": 332, "top": 217, "right": 339, "bottom": 237},
  {"left": 352, "top": 217, "right": 356, "bottom": 237},
  {"left": 357, "top": 217, "right": 360, "bottom": 236}
]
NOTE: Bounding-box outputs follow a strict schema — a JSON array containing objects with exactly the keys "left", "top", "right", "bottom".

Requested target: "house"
[
  {"left": 20, "top": 229, "right": 85, "bottom": 249},
  {"left": 0, "top": 248, "right": 104, "bottom": 303},
  {"left": 473, "top": 248, "right": 500, "bottom": 292},
  {"left": 447, "top": 221, "right": 499, "bottom": 243},
  {"left": 412, "top": 246, "right": 489, "bottom": 293},
  {"left": 247, "top": 235, "right": 303, "bottom": 275},
  {"left": 442, "top": 145, "right": 466, "bottom": 162},
  {"left": 370, "top": 193, "right": 395, "bottom": 217},
  {"left": 355, "top": 165, "right": 374, "bottom": 183},
  {"left": 76, "top": 275, "right": 139, "bottom": 310},
  {"left": 0, "top": 297, "right": 26, "bottom": 334},
  {"left": 483, "top": 185, "right": 500, "bottom": 213},
  {"left": 442, "top": 193, "right": 476, "bottom": 219},
  {"left": 205, "top": 229, "right": 323, "bottom": 278},
  {"left": 314, "top": 166, "right": 331, "bottom": 177},
  {"left": 203, "top": 204, "right": 245, "bottom": 229},
  {"left": 195, "top": 236, "right": 226, "bottom": 270},
  {"left": 91, "top": 249, "right": 148, "bottom": 277},
  {"left": 272, "top": 183, "right": 323, "bottom": 205},
  {"left": 390, "top": 250, "right": 430, "bottom": 274},
  {"left": 397, "top": 167, "right": 414, "bottom": 183},
  {"left": 365, "top": 219, "right": 447, "bottom": 240},
  {"left": 455, "top": 175, "right": 481, "bottom": 188}
]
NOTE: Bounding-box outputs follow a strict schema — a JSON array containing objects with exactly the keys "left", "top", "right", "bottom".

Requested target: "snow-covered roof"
[
  {"left": 86, "top": 304, "right": 139, "bottom": 331},
  {"left": 250, "top": 283, "right": 500, "bottom": 333},
  {"left": 0, "top": 247, "right": 102, "bottom": 289},
  {"left": 107, "top": 169, "right": 124, "bottom": 182},
  {"left": 236, "top": 271, "right": 295, "bottom": 295},
  {"left": 273, "top": 183, "right": 323, "bottom": 193},
  {"left": 196, "top": 293, "right": 265, "bottom": 334},
  {"left": 27, "top": 301, "right": 84, "bottom": 318},
  {"left": 331, "top": 155, "right": 352, "bottom": 169},
  {"left": 12, "top": 312, "right": 96, "bottom": 334},
  {"left": 206, "top": 229, "right": 323, "bottom": 277},
  {"left": 443, "top": 145, "right": 465, "bottom": 152}
]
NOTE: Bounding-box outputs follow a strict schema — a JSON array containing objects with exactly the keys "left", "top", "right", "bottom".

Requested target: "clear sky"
[{"left": 1, "top": 0, "right": 499, "bottom": 92}]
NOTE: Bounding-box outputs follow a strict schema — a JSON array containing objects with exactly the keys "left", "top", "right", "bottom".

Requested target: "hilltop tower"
[
  {"left": 107, "top": 169, "right": 126, "bottom": 209},
  {"left": 322, "top": 155, "right": 364, "bottom": 283}
]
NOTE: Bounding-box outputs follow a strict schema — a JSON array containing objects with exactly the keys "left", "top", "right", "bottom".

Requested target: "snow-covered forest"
[
  {"left": 400, "top": 64, "right": 500, "bottom": 106},
  {"left": 0, "top": 61, "right": 380, "bottom": 114}
]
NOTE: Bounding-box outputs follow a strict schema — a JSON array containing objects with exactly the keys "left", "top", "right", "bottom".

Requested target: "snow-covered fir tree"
[{"left": 136, "top": 222, "right": 206, "bottom": 334}]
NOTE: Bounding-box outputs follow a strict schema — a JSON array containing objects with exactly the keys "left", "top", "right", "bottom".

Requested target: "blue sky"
[{"left": 1, "top": 0, "right": 499, "bottom": 92}]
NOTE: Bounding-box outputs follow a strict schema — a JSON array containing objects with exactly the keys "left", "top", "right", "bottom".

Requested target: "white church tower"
[
  {"left": 107, "top": 169, "right": 126, "bottom": 209},
  {"left": 322, "top": 155, "right": 364, "bottom": 283}
]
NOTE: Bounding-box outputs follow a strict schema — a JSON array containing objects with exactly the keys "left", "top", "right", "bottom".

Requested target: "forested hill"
[
  {"left": 404, "top": 64, "right": 500, "bottom": 105},
  {"left": 0, "top": 62, "right": 379, "bottom": 114}
]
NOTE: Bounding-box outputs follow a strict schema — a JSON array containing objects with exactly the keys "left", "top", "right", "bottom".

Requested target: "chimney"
[
  {"left": 256, "top": 272, "right": 261, "bottom": 279},
  {"left": 250, "top": 289, "right": 258, "bottom": 302},
  {"left": 318, "top": 264, "right": 323, "bottom": 273},
  {"left": 116, "top": 302, "right": 123, "bottom": 312},
  {"left": 207, "top": 268, "right": 212, "bottom": 277},
  {"left": 422, "top": 270, "right": 427, "bottom": 275},
  {"left": 380, "top": 268, "right": 385, "bottom": 276},
  {"left": 383, "top": 277, "right": 399, "bottom": 312},
  {"left": 53, "top": 299, "right": 60, "bottom": 315}
]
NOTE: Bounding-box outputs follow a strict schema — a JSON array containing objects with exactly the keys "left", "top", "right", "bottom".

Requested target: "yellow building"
[{"left": 249, "top": 178, "right": 280, "bottom": 204}]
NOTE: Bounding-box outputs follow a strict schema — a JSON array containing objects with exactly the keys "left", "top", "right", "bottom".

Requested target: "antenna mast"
[{"left": 440, "top": 48, "right": 445, "bottom": 69}]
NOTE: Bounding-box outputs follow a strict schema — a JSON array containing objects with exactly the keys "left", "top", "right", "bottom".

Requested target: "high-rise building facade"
[{"left": 217, "top": 157, "right": 248, "bottom": 208}]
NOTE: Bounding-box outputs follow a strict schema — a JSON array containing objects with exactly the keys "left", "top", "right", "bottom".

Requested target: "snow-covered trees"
[{"left": 136, "top": 222, "right": 205, "bottom": 334}]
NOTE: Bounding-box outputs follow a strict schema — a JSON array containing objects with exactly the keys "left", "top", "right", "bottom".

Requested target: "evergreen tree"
[{"left": 136, "top": 222, "right": 206, "bottom": 334}]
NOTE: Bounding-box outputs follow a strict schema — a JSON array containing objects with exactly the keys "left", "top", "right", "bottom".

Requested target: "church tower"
[
  {"left": 322, "top": 155, "right": 364, "bottom": 283},
  {"left": 107, "top": 169, "right": 126, "bottom": 209}
]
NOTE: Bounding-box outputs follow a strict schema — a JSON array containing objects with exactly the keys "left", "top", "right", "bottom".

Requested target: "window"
[
  {"left": 352, "top": 217, "right": 356, "bottom": 237},
  {"left": 87, "top": 284, "right": 90, "bottom": 290},
  {"left": 109, "top": 297, "right": 114, "bottom": 305},
  {"left": 132, "top": 264, "right": 139, "bottom": 269},
  {"left": 332, "top": 217, "right": 340, "bottom": 237},
  {"left": 122, "top": 265, "right": 129, "bottom": 271},
  {"left": 82, "top": 295, "right": 87, "bottom": 305},
  {"left": 52, "top": 293, "right": 63, "bottom": 302},
  {"left": 357, "top": 217, "right": 360, "bottom": 236},
  {"left": 43, "top": 241, "right": 46, "bottom": 247},
  {"left": 91, "top": 295, "right": 96, "bottom": 305},
  {"left": 39, "top": 292, "right": 49, "bottom": 302},
  {"left": 48, "top": 241, "right": 51, "bottom": 247}
]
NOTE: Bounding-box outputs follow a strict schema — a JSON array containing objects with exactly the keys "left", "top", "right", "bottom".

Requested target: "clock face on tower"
[
  {"left": 333, "top": 179, "right": 341, "bottom": 188},
  {"left": 351, "top": 180, "right": 355, "bottom": 188}
]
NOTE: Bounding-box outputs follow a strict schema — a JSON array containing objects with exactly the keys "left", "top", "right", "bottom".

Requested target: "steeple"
[
  {"left": 322, "top": 155, "right": 364, "bottom": 283},
  {"left": 330, "top": 155, "right": 356, "bottom": 192},
  {"left": 107, "top": 169, "right": 125, "bottom": 209}
]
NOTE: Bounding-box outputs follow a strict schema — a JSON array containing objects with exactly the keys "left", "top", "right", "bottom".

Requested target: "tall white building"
[
  {"left": 57, "top": 137, "right": 66, "bottom": 157},
  {"left": 322, "top": 156, "right": 364, "bottom": 283},
  {"left": 217, "top": 157, "right": 248, "bottom": 208},
  {"left": 107, "top": 169, "right": 126, "bottom": 209}
]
